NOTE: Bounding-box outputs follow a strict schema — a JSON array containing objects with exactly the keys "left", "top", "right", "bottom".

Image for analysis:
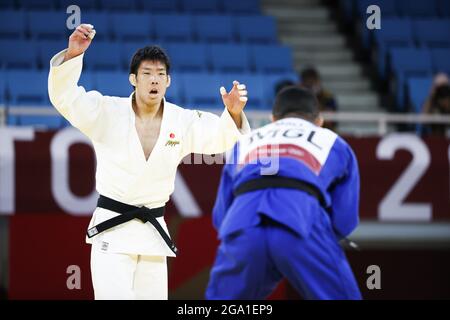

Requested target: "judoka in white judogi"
[{"left": 48, "top": 24, "right": 250, "bottom": 300}]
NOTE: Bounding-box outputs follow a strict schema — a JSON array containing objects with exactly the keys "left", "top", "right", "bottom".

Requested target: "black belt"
[
  {"left": 233, "top": 176, "right": 359, "bottom": 251},
  {"left": 233, "top": 176, "right": 328, "bottom": 209},
  {"left": 87, "top": 195, "right": 177, "bottom": 255}
]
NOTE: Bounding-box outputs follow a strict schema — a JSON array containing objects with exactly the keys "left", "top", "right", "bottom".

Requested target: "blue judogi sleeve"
[{"left": 328, "top": 146, "right": 360, "bottom": 238}]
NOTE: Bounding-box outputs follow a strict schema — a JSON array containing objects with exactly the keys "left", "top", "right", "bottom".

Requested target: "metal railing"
[
  {"left": 2, "top": 107, "right": 450, "bottom": 136},
  {"left": 230, "top": 110, "right": 450, "bottom": 135},
  {"left": 0, "top": 107, "right": 5, "bottom": 127}
]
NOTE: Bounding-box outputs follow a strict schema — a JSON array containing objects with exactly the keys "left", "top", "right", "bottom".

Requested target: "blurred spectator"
[
  {"left": 274, "top": 79, "right": 295, "bottom": 95},
  {"left": 422, "top": 73, "right": 450, "bottom": 136},
  {"left": 299, "top": 67, "right": 338, "bottom": 131}
]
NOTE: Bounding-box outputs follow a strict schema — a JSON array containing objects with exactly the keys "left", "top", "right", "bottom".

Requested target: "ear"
[
  {"left": 166, "top": 74, "right": 171, "bottom": 88},
  {"left": 315, "top": 114, "right": 324, "bottom": 127},
  {"left": 129, "top": 73, "right": 137, "bottom": 87}
]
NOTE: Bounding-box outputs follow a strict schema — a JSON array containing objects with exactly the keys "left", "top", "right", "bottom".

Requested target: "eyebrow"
[{"left": 141, "top": 67, "right": 166, "bottom": 71}]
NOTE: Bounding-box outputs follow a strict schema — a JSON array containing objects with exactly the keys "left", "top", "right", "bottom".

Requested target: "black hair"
[
  {"left": 432, "top": 84, "right": 450, "bottom": 105},
  {"left": 300, "top": 67, "right": 320, "bottom": 82},
  {"left": 129, "top": 45, "right": 171, "bottom": 80},
  {"left": 272, "top": 86, "right": 319, "bottom": 121}
]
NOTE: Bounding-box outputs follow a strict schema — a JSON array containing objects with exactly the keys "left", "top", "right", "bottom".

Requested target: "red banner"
[
  {"left": 0, "top": 128, "right": 448, "bottom": 220},
  {"left": 4, "top": 128, "right": 450, "bottom": 299}
]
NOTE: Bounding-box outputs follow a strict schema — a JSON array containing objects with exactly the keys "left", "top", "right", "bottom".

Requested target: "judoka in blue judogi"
[{"left": 206, "top": 86, "right": 362, "bottom": 300}]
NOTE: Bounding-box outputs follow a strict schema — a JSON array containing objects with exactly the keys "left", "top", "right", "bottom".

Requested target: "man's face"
[{"left": 132, "top": 60, "right": 170, "bottom": 105}]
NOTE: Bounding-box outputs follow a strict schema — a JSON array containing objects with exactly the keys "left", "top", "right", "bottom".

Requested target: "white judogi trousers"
[{"left": 90, "top": 241, "right": 168, "bottom": 300}]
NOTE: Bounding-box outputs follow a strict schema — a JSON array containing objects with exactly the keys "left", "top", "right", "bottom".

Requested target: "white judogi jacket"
[{"left": 48, "top": 49, "right": 250, "bottom": 257}]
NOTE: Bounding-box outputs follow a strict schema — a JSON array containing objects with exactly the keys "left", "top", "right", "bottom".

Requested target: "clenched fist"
[{"left": 63, "top": 23, "right": 96, "bottom": 62}]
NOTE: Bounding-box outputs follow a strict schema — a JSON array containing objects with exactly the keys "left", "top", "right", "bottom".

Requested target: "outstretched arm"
[
  {"left": 48, "top": 23, "right": 114, "bottom": 142},
  {"left": 181, "top": 81, "right": 251, "bottom": 157}
]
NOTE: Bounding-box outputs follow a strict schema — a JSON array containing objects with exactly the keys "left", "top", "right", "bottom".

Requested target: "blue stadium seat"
[
  {"left": 222, "top": 0, "right": 260, "bottom": 14},
  {"left": 407, "top": 76, "right": 433, "bottom": 113},
  {"left": 0, "top": 73, "right": 5, "bottom": 105},
  {"left": 111, "top": 13, "right": 152, "bottom": 41},
  {"left": 0, "top": 40, "right": 37, "bottom": 69},
  {"left": 140, "top": 0, "right": 180, "bottom": 12},
  {"left": 7, "top": 71, "right": 49, "bottom": 105},
  {"left": 7, "top": 115, "right": 19, "bottom": 126},
  {"left": 263, "top": 72, "right": 299, "bottom": 106},
  {"left": 94, "top": 71, "right": 133, "bottom": 97},
  {"left": 251, "top": 44, "right": 294, "bottom": 73},
  {"left": 78, "top": 71, "right": 94, "bottom": 91},
  {"left": 98, "top": 0, "right": 136, "bottom": 11},
  {"left": 396, "top": 0, "right": 438, "bottom": 17},
  {"left": 0, "top": 0, "right": 16, "bottom": 9},
  {"left": 194, "top": 15, "right": 234, "bottom": 43},
  {"left": 356, "top": 0, "right": 398, "bottom": 17},
  {"left": 373, "top": 18, "right": 414, "bottom": 79},
  {"left": 84, "top": 41, "right": 122, "bottom": 70},
  {"left": 80, "top": 12, "right": 110, "bottom": 40},
  {"left": 121, "top": 41, "right": 164, "bottom": 69},
  {"left": 37, "top": 39, "right": 67, "bottom": 68},
  {"left": 182, "top": 73, "right": 224, "bottom": 109},
  {"left": 165, "top": 72, "right": 182, "bottom": 105},
  {"left": 0, "top": 10, "right": 26, "bottom": 39},
  {"left": 17, "top": 115, "right": 63, "bottom": 129},
  {"left": 58, "top": 0, "right": 98, "bottom": 11},
  {"left": 413, "top": 19, "right": 450, "bottom": 48},
  {"left": 166, "top": 43, "right": 208, "bottom": 72},
  {"left": 437, "top": 0, "right": 450, "bottom": 17},
  {"left": 224, "top": 73, "right": 266, "bottom": 109},
  {"left": 180, "top": 0, "right": 220, "bottom": 13},
  {"left": 389, "top": 47, "right": 433, "bottom": 109},
  {"left": 236, "top": 15, "right": 277, "bottom": 43},
  {"left": 209, "top": 44, "right": 250, "bottom": 73},
  {"left": 356, "top": 0, "right": 398, "bottom": 49},
  {"left": 28, "top": 10, "right": 69, "bottom": 39},
  {"left": 431, "top": 48, "right": 450, "bottom": 74},
  {"left": 20, "top": 0, "right": 56, "bottom": 10},
  {"left": 153, "top": 14, "right": 193, "bottom": 42}
]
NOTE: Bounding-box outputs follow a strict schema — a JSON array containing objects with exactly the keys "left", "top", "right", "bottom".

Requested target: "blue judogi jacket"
[{"left": 212, "top": 117, "right": 360, "bottom": 240}]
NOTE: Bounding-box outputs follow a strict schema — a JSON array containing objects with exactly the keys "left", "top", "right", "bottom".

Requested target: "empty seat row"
[
  {"left": 368, "top": 18, "right": 450, "bottom": 80},
  {"left": 388, "top": 47, "right": 450, "bottom": 110},
  {"left": 343, "top": 0, "right": 450, "bottom": 20},
  {"left": 407, "top": 76, "right": 433, "bottom": 113},
  {"left": 0, "top": 0, "right": 261, "bottom": 14},
  {"left": 0, "top": 70, "right": 299, "bottom": 110},
  {"left": 0, "top": 11, "right": 276, "bottom": 44},
  {"left": 0, "top": 40, "right": 294, "bottom": 74}
]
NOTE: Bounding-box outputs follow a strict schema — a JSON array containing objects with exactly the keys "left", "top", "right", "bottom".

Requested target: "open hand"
[{"left": 220, "top": 80, "right": 248, "bottom": 116}]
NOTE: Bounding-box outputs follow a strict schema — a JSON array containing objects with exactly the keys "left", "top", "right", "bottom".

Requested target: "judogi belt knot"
[{"left": 87, "top": 195, "right": 178, "bottom": 255}]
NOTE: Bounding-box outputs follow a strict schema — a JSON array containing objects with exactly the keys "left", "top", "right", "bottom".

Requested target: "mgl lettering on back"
[{"left": 248, "top": 128, "right": 323, "bottom": 150}]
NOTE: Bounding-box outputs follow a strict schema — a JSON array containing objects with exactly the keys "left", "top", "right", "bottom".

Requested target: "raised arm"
[
  {"left": 63, "top": 24, "right": 96, "bottom": 62},
  {"left": 48, "top": 24, "right": 109, "bottom": 141}
]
